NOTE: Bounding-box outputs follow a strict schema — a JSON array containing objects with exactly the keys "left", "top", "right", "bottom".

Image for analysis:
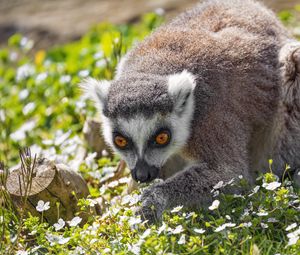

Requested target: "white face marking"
[
  {"left": 101, "top": 114, "right": 163, "bottom": 169},
  {"left": 120, "top": 115, "right": 161, "bottom": 156},
  {"left": 101, "top": 96, "right": 195, "bottom": 170},
  {"left": 94, "top": 70, "right": 197, "bottom": 172}
]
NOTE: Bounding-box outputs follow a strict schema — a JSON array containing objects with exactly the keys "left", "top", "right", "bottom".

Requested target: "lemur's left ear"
[
  {"left": 79, "top": 78, "right": 111, "bottom": 111},
  {"left": 168, "top": 70, "right": 196, "bottom": 114}
]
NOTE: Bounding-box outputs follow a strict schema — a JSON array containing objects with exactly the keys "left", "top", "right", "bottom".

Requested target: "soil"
[{"left": 0, "top": 0, "right": 298, "bottom": 49}]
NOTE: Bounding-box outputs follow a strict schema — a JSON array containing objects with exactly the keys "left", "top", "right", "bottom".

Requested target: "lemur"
[{"left": 81, "top": 0, "right": 300, "bottom": 222}]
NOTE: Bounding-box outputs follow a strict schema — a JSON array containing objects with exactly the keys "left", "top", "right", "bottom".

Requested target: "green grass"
[{"left": 0, "top": 8, "right": 300, "bottom": 255}]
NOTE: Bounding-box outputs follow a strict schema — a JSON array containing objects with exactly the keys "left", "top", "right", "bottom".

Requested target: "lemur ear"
[
  {"left": 79, "top": 78, "right": 110, "bottom": 111},
  {"left": 168, "top": 70, "right": 196, "bottom": 114}
]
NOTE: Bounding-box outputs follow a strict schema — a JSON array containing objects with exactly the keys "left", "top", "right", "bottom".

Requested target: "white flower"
[
  {"left": 122, "top": 194, "right": 140, "bottom": 206},
  {"left": 84, "top": 152, "right": 98, "bottom": 169},
  {"left": 53, "top": 218, "right": 65, "bottom": 231},
  {"left": 111, "top": 207, "right": 120, "bottom": 216},
  {"left": 242, "top": 222, "right": 252, "bottom": 227},
  {"left": 286, "top": 223, "right": 297, "bottom": 231},
  {"left": 172, "top": 225, "right": 184, "bottom": 234},
  {"left": 262, "top": 181, "right": 281, "bottom": 191},
  {"left": 122, "top": 195, "right": 132, "bottom": 205},
  {"left": 185, "top": 212, "right": 196, "bottom": 219},
  {"left": 212, "top": 190, "right": 220, "bottom": 197},
  {"left": 260, "top": 223, "right": 268, "bottom": 229},
  {"left": 208, "top": 200, "right": 220, "bottom": 210},
  {"left": 46, "top": 233, "right": 70, "bottom": 246},
  {"left": 10, "top": 120, "right": 36, "bottom": 141},
  {"left": 20, "top": 37, "right": 34, "bottom": 50},
  {"left": 30, "top": 246, "right": 42, "bottom": 253},
  {"left": 19, "top": 89, "right": 29, "bottom": 100},
  {"left": 225, "top": 223, "right": 236, "bottom": 228},
  {"left": 128, "top": 243, "right": 141, "bottom": 255},
  {"left": 36, "top": 200, "right": 50, "bottom": 212},
  {"left": 129, "top": 194, "right": 141, "bottom": 206},
  {"left": 141, "top": 229, "right": 151, "bottom": 239},
  {"left": 287, "top": 234, "right": 299, "bottom": 246},
  {"left": 16, "top": 251, "right": 28, "bottom": 255},
  {"left": 29, "top": 230, "right": 37, "bottom": 235},
  {"left": 215, "top": 224, "right": 227, "bottom": 232},
  {"left": 68, "top": 216, "right": 82, "bottom": 227},
  {"left": 213, "top": 181, "right": 224, "bottom": 189},
  {"left": 157, "top": 222, "right": 167, "bottom": 234},
  {"left": 267, "top": 218, "right": 279, "bottom": 223},
  {"left": 194, "top": 228, "right": 205, "bottom": 234},
  {"left": 253, "top": 186, "right": 260, "bottom": 193},
  {"left": 78, "top": 70, "right": 89, "bottom": 78},
  {"left": 54, "top": 130, "right": 71, "bottom": 146},
  {"left": 90, "top": 238, "right": 98, "bottom": 244},
  {"left": 93, "top": 51, "right": 104, "bottom": 59},
  {"left": 9, "top": 51, "right": 18, "bottom": 61},
  {"left": 0, "top": 109, "right": 5, "bottom": 122},
  {"left": 171, "top": 205, "right": 183, "bottom": 213},
  {"left": 107, "top": 180, "right": 119, "bottom": 188},
  {"left": 214, "top": 223, "right": 236, "bottom": 232},
  {"left": 16, "top": 64, "right": 35, "bottom": 81},
  {"left": 287, "top": 227, "right": 300, "bottom": 246},
  {"left": 72, "top": 246, "right": 85, "bottom": 255},
  {"left": 225, "top": 215, "right": 231, "bottom": 220},
  {"left": 241, "top": 209, "right": 250, "bottom": 218},
  {"left": 233, "top": 194, "right": 245, "bottom": 199},
  {"left": 96, "top": 59, "right": 107, "bottom": 68},
  {"left": 60, "top": 75, "right": 71, "bottom": 84},
  {"left": 23, "top": 102, "right": 36, "bottom": 115},
  {"left": 103, "top": 248, "right": 111, "bottom": 254},
  {"left": 85, "top": 222, "right": 100, "bottom": 235},
  {"left": 36, "top": 72, "right": 48, "bottom": 83},
  {"left": 58, "top": 237, "right": 70, "bottom": 245},
  {"left": 155, "top": 8, "right": 165, "bottom": 16},
  {"left": 127, "top": 238, "right": 144, "bottom": 255},
  {"left": 86, "top": 198, "right": 97, "bottom": 207},
  {"left": 128, "top": 216, "right": 142, "bottom": 226},
  {"left": 178, "top": 234, "right": 186, "bottom": 244},
  {"left": 227, "top": 178, "right": 235, "bottom": 186},
  {"left": 257, "top": 211, "right": 268, "bottom": 216}
]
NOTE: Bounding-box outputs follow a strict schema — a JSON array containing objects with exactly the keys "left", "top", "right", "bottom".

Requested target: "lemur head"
[{"left": 81, "top": 70, "right": 196, "bottom": 183}]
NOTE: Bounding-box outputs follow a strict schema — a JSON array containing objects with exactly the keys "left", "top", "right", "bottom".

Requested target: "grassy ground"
[{"left": 0, "top": 8, "right": 300, "bottom": 255}]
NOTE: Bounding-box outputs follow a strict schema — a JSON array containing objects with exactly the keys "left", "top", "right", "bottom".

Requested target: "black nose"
[
  {"left": 136, "top": 170, "right": 151, "bottom": 183},
  {"left": 131, "top": 160, "right": 159, "bottom": 183}
]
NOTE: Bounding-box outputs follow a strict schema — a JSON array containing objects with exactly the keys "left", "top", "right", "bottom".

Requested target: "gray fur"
[
  {"left": 82, "top": 0, "right": 300, "bottom": 222},
  {"left": 105, "top": 74, "right": 173, "bottom": 118}
]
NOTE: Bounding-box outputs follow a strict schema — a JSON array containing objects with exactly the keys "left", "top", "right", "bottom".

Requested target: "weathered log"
[
  {"left": 6, "top": 158, "right": 90, "bottom": 224},
  {"left": 83, "top": 117, "right": 113, "bottom": 158}
]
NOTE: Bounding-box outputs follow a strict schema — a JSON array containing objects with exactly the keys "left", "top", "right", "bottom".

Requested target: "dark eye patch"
[
  {"left": 149, "top": 127, "right": 172, "bottom": 148},
  {"left": 112, "top": 131, "right": 133, "bottom": 150}
]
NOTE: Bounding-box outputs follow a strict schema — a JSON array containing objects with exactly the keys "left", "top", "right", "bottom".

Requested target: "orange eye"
[
  {"left": 155, "top": 131, "right": 170, "bottom": 146},
  {"left": 114, "top": 135, "right": 128, "bottom": 149}
]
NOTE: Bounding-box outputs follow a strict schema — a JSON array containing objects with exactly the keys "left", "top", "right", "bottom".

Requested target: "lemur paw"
[
  {"left": 136, "top": 204, "right": 158, "bottom": 224},
  {"left": 136, "top": 184, "right": 167, "bottom": 224}
]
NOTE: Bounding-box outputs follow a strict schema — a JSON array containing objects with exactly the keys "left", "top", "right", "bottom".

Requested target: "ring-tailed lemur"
[{"left": 81, "top": 0, "right": 300, "bottom": 222}]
